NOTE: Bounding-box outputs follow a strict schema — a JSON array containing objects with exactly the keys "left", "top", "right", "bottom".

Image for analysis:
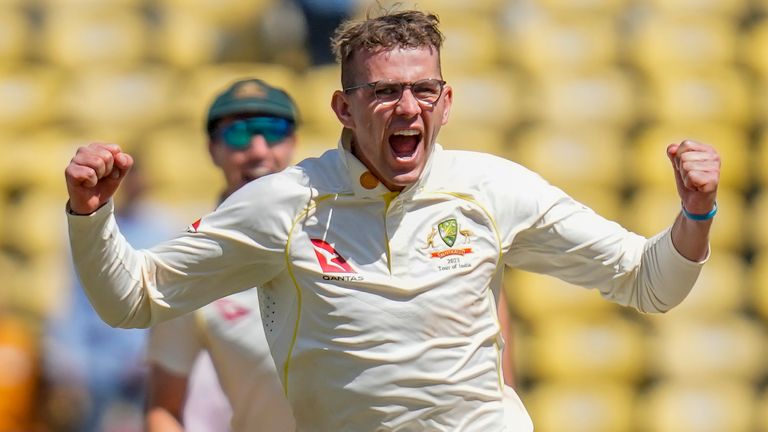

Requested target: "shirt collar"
[{"left": 337, "top": 128, "right": 442, "bottom": 200}]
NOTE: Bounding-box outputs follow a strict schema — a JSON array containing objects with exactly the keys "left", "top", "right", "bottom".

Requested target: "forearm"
[
  {"left": 670, "top": 211, "right": 712, "bottom": 262},
  {"left": 67, "top": 200, "right": 153, "bottom": 328},
  {"left": 146, "top": 364, "right": 189, "bottom": 432},
  {"left": 665, "top": 139, "right": 719, "bottom": 263},
  {"left": 613, "top": 228, "right": 704, "bottom": 313}
]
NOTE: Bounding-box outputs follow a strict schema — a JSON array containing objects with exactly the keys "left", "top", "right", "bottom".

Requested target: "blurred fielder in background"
[{"left": 145, "top": 78, "right": 299, "bottom": 431}]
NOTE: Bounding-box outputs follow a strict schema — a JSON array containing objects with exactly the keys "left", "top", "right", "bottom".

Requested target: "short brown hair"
[{"left": 331, "top": 9, "right": 445, "bottom": 87}]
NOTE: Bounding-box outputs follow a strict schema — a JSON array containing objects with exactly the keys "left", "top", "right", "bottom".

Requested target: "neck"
[{"left": 349, "top": 141, "right": 402, "bottom": 192}]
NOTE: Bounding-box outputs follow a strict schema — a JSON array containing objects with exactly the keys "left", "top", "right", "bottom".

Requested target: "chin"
[{"left": 390, "top": 170, "right": 422, "bottom": 187}]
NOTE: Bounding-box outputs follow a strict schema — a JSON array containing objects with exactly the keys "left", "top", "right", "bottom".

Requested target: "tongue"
[{"left": 390, "top": 135, "right": 419, "bottom": 157}]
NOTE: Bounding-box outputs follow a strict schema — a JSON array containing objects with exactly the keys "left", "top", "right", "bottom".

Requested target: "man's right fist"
[{"left": 65, "top": 143, "right": 134, "bottom": 215}]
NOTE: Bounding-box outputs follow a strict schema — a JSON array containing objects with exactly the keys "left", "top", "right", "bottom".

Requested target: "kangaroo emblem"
[
  {"left": 425, "top": 227, "right": 437, "bottom": 249},
  {"left": 459, "top": 228, "right": 473, "bottom": 244}
]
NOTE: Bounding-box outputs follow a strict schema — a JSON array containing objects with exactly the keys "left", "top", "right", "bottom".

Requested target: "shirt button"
[{"left": 360, "top": 171, "right": 379, "bottom": 189}]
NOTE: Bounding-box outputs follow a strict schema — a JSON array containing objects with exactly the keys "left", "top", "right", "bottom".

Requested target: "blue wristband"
[{"left": 681, "top": 201, "right": 717, "bottom": 221}]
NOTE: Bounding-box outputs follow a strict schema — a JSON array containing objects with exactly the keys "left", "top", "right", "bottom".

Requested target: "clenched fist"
[
  {"left": 65, "top": 143, "right": 134, "bottom": 215},
  {"left": 666, "top": 140, "right": 720, "bottom": 216}
]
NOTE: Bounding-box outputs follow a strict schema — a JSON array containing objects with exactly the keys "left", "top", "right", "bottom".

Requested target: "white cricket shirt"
[{"left": 69, "top": 140, "right": 705, "bottom": 431}]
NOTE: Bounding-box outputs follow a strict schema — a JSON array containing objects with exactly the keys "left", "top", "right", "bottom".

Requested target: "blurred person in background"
[
  {"left": 295, "top": 0, "right": 358, "bottom": 65},
  {"left": 62, "top": 9, "right": 719, "bottom": 430},
  {"left": 43, "top": 159, "right": 176, "bottom": 432},
  {"left": 145, "top": 78, "right": 299, "bottom": 431}
]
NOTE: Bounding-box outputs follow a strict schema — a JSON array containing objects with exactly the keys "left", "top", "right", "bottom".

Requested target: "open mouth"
[{"left": 389, "top": 129, "right": 422, "bottom": 158}]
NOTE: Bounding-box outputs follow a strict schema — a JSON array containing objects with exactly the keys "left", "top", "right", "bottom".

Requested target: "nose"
[
  {"left": 243, "top": 134, "right": 271, "bottom": 158},
  {"left": 394, "top": 87, "right": 422, "bottom": 117}
]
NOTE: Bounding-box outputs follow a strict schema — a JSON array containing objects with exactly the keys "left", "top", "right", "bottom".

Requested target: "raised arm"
[
  {"left": 64, "top": 143, "right": 291, "bottom": 328},
  {"left": 666, "top": 140, "right": 720, "bottom": 262},
  {"left": 502, "top": 139, "right": 721, "bottom": 314}
]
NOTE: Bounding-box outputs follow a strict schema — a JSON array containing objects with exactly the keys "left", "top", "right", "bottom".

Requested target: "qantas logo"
[
  {"left": 188, "top": 218, "right": 202, "bottom": 233},
  {"left": 310, "top": 239, "right": 355, "bottom": 273}
]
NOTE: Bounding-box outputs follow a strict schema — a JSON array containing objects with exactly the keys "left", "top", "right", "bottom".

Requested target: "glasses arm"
[{"left": 342, "top": 82, "right": 377, "bottom": 94}]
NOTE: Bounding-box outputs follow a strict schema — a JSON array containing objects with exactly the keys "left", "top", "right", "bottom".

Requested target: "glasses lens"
[
  {"left": 412, "top": 79, "right": 443, "bottom": 103},
  {"left": 247, "top": 117, "right": 293, "bottom": 145},
  {"left": 221, "top": 117, "right": 293, "bottom": 150},
  {"left": 372, "top": 79, "right": 444, "bottom": 104},
  {"left": 373, "top": 82, "right": 403, "bottom": 103},
  {"left": 222, "top": 121, "right": 252, "bottom": 150}
]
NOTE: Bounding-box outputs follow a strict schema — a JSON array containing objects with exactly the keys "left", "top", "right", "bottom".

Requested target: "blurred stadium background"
[{"left": 1, "top": 0, "right": 768, "bottom": 430}]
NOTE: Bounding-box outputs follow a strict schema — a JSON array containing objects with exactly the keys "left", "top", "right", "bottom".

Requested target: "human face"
[
  {"left": 332, "top": 46, "right": 453, "bottom": 191},
  {"left": 209, "top": 115, "right": 296, "bottom": 197}
]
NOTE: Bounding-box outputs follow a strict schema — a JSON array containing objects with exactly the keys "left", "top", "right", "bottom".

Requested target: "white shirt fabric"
[
  {"left": 147, "top": 288, "right": 294, "bottom": 431},
  {"left": 68, "top": 139, "right": 705, "bottom": 431},
  {"left": 182, "top": 351, "right": 233, "bottom": 432}
]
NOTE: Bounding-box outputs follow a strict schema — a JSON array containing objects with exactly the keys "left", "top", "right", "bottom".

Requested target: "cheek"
[
  {"left": 354, "top": 102, "right": 388, "bottom": 129},
  {"left": 216, "top": 152, "right": 243, "bottom": 171},
  {"left": 273, "top": 147, "right": 294, "bottom": 168}
]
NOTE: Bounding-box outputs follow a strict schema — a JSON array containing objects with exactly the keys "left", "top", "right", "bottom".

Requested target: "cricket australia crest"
[
  {"left": 425, "top": 218, "right": 474, "bottom": 260},
  {"left": 438, "top": 218, "right": 458, "bottom": 247}
]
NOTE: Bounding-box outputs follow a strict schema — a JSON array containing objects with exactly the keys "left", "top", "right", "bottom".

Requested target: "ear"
[
  {"left": 331, "top": 90, "right": 355, "bottom": 129},
  {"left": 440, "top": 84, "right": 453, "bottom": 126}
]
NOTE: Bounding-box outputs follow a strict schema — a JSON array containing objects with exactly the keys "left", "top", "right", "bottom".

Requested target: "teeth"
[{"left": 393, "top": 130, "right": 419, "bottom": 136}]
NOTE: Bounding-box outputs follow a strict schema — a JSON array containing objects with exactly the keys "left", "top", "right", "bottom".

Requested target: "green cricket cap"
[{"left": 206, "top": 78, "right": 299, "bottom": 134}]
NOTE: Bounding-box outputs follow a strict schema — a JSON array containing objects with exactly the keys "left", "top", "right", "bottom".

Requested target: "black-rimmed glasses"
[{"left": 343, "top": 78, "right": 447, "bottom": 105}]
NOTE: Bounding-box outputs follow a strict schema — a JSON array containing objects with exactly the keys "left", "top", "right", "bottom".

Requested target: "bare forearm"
[
  {"left": 671, "top": 211, "right": 713, "bottom": 262},
  {"left": 666, "top": 140, "right": 718, "bottom": 263}
]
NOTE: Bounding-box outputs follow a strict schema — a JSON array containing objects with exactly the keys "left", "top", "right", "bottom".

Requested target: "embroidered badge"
[{"left": 425, "top": 218, "right": 473, "bottom": 259}]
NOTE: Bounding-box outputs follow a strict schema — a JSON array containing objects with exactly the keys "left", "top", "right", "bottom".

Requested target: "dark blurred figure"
[
  {"left": 42, "top": 160, "right": 175, "bottom": 432},
  {"left": 295, "top": 0, "right": 356, "bottom": 65}
]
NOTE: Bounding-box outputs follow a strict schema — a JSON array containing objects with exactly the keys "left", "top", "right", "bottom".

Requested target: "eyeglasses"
[
  {"left": 217, "top": 117, "right": 294, "bottom": 150},
  {"left": 343, "top": 78, "right": 447, "bottom": 105}
]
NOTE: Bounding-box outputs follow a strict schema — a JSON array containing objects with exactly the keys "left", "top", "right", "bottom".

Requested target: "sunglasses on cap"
[{"left": 217, "top": 116, "right": 295, "bottom": 150}]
